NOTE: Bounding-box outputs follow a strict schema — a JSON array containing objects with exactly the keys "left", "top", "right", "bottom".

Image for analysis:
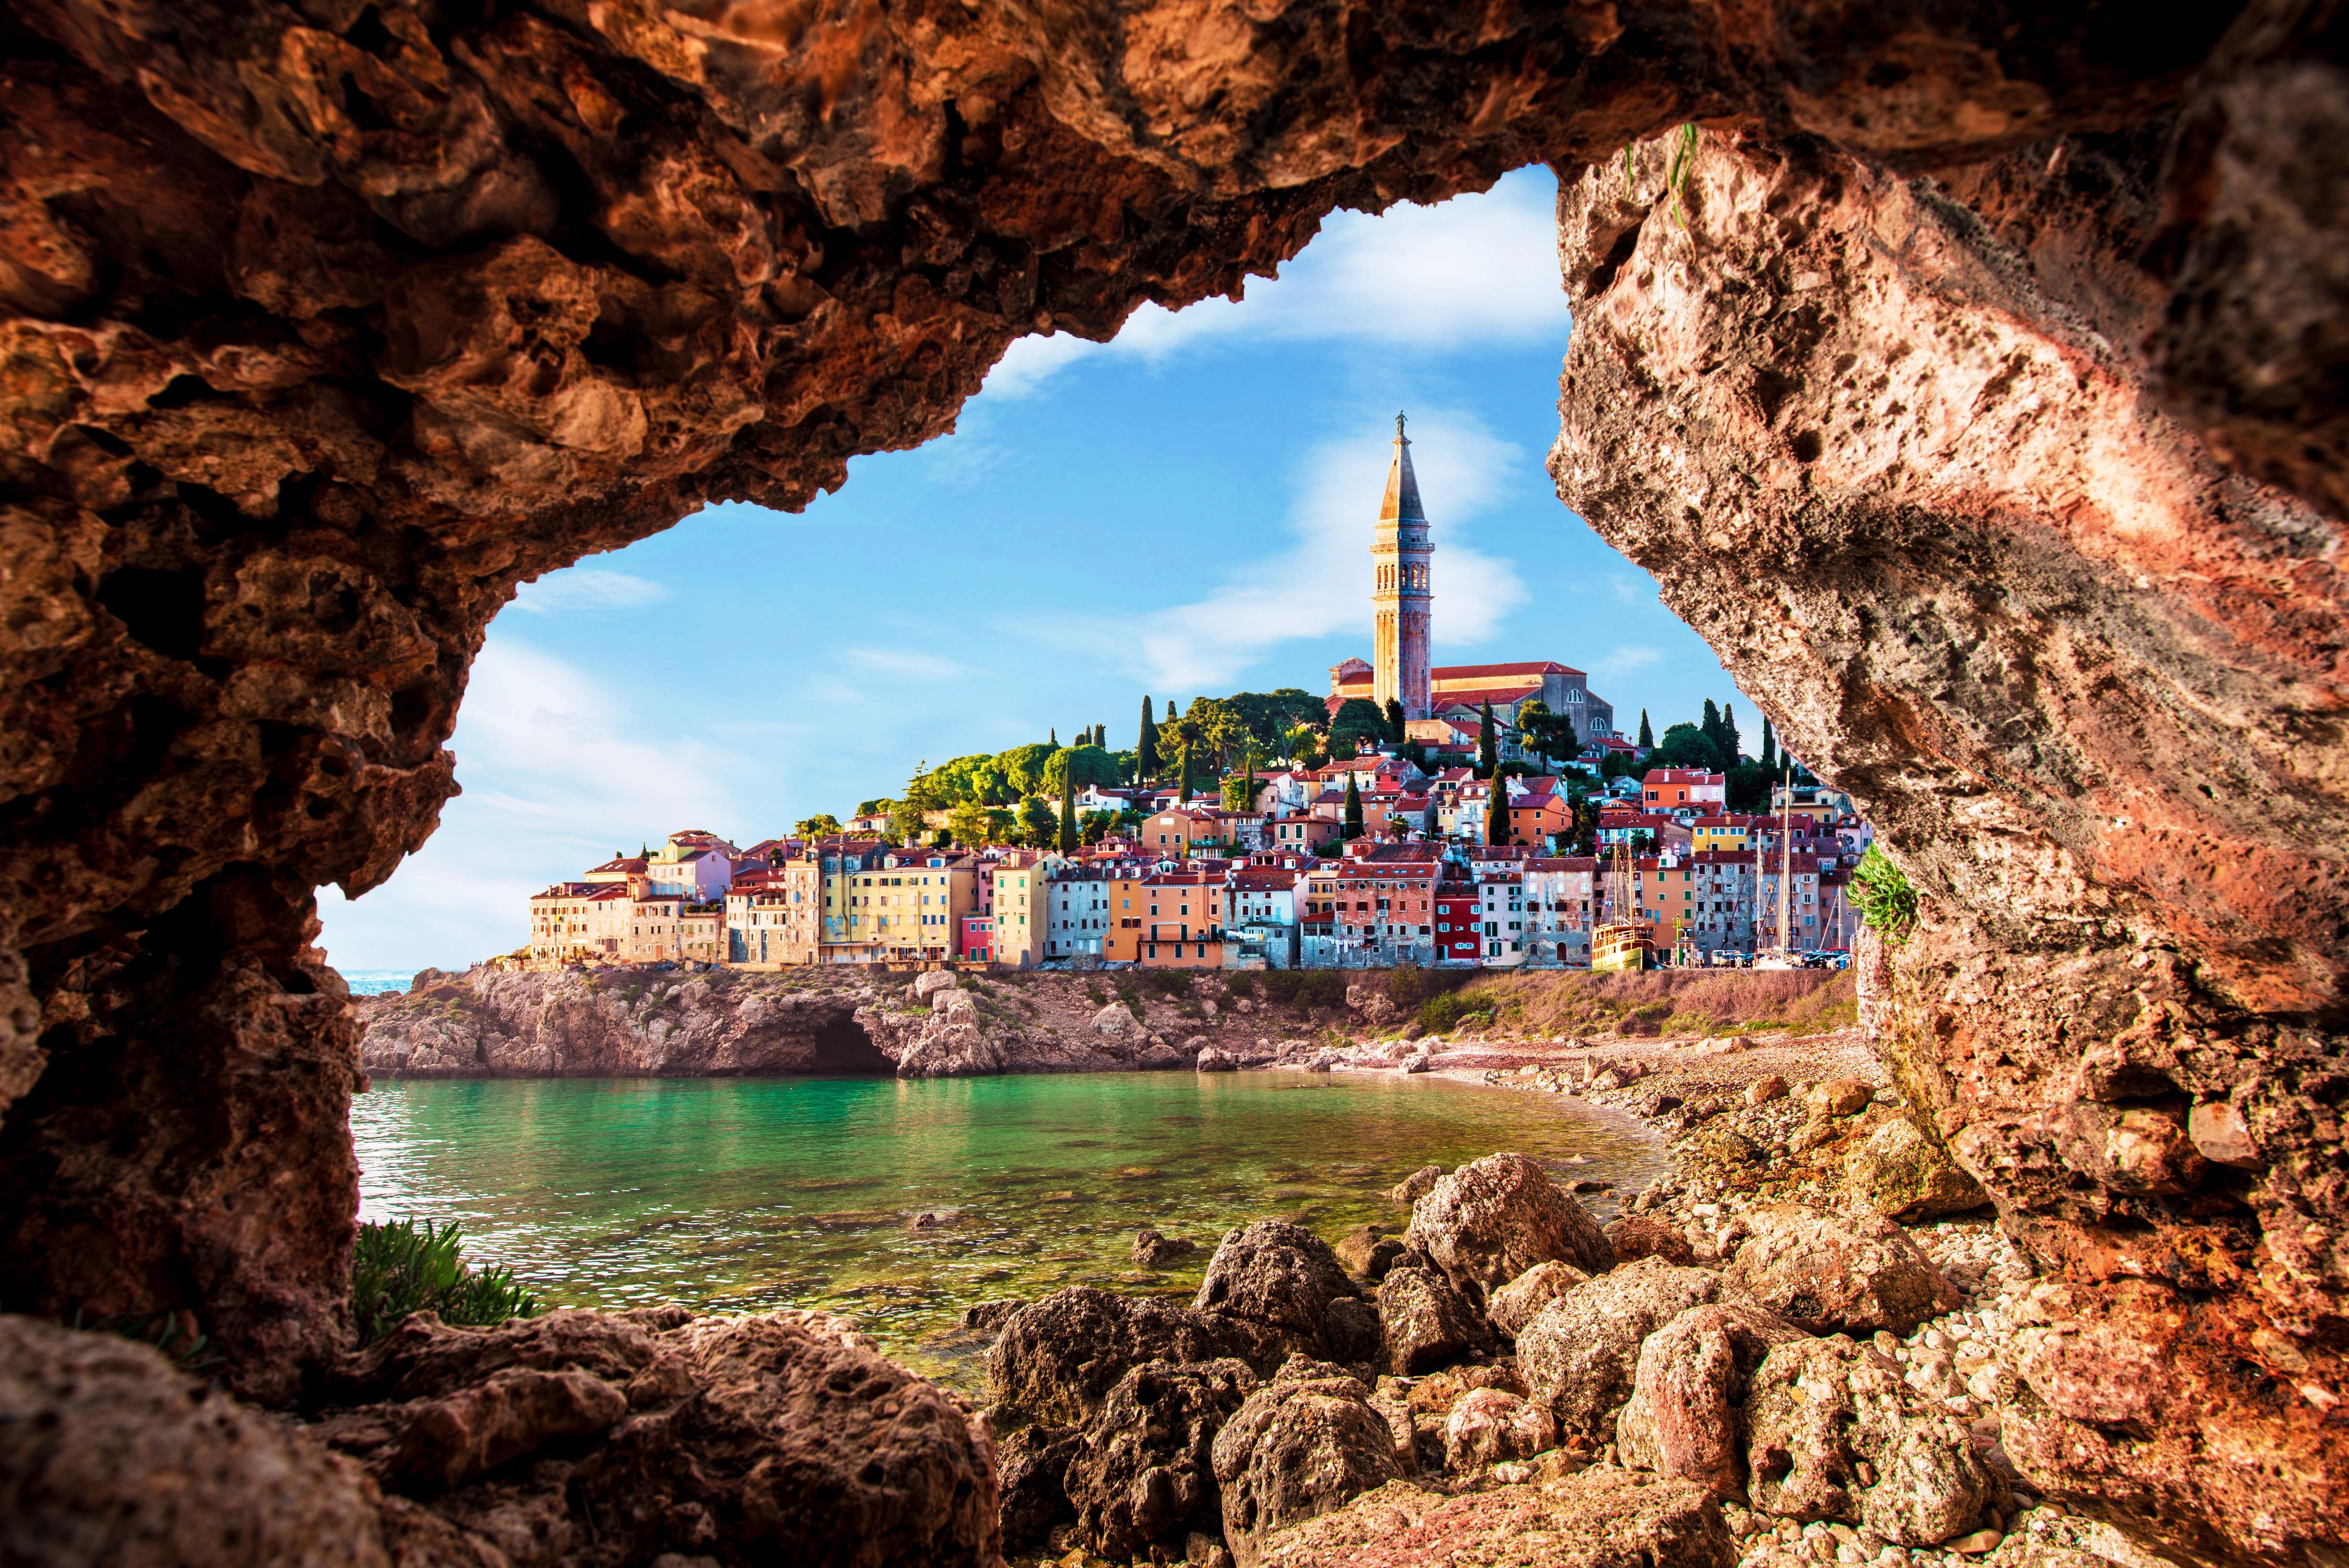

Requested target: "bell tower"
[{"left": 1372, "top": 412, "right": 1433, "bottom": 720}]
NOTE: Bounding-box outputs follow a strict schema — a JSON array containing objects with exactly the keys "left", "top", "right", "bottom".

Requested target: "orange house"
[
  {"left": 1105, "top": 869, "right": 1227, "bottom": 967},
  {"left": 1506, "top": 790, "right": 1575, "bottom": 847}
]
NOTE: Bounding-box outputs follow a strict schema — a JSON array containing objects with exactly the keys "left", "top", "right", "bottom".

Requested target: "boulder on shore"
[
  {"left": 1198, "top": 1046, "right": 1240, "bottom": 1073},
  {"left": 1334, "top": 1224, "right": 1409, "bottom": 1282},
  {"left": 1135, "top": 1228, "right": 1202, "bottom": 1268},
  {"left": 1844, "top": 1118, "right": 1990, "bottom": 1220},
  {"left": 1211, "top": 1374, "right": 1403, "bottom": 1567},
  {"left": 1487, "top": 1260, "right": 1590, "bottom": 1338},
  {"left": 1249, "top": 1468, "right": 1736, "bottom": 1568},
  {"left": 1515, "top": 1259, "right": 1729, "bottom": 1444},
  {"left": 1377, "top": 1265, "right": 1492, "bottom": 1375},
  {"left": 1196, "top": 1221, "right": 1375, "bottom": 1362},
  {"left": 1747, "top": 1336, "right": 2006, "bottom": 1545},
  {"left": 988, "top": 1286, "right": 1274, "bottom": 1425},
  {"left": 1390, "top": 1165, "right": 1443, "bottom": 1206},
  {"left": 1066, "top": 1357, "right": 1258, "bottom": 1562},
  {"left": 996, "top": 1421, "right": 1081, "bottom": 1552},
  {"left": 1442, "top": 1387, "right": 1556, "bottom": 1471},
  {"left": 1408, "top": 1153, "right": 1614, "bottom": 1299},
  {"left": 1617, "top": 1302, "right": 1807, "bottom": 1496},
  {"left": 1607, "top": 1213, "right": 1699, "bottom": 1266},
  {"left": 1727, "top": 1204, "right": 1960, "bottom": 1336}
]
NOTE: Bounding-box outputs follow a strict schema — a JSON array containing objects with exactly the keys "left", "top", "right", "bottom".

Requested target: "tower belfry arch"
[{"left": 1373, "top": 411, "right": 1434, "bottom": 720}]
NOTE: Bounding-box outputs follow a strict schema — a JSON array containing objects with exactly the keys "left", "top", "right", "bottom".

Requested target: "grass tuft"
[{"left": 354, "top": 1218, "right": 542, "bottom": 1344}]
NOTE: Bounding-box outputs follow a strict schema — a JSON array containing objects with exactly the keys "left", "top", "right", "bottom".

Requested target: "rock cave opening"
[
  {"left": 0, "top": 3, "right": 2343, "bottom": 1565},
  {"left": 808, "top": 1016, "right": 894, "bottom": 1076}
]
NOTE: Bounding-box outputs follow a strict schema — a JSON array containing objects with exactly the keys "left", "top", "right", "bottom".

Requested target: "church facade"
[{"left": 1328, "top": 414, "right": 1617, "bottom": 748}]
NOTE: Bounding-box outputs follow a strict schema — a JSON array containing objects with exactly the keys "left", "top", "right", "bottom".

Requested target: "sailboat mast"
[{"left": 1776, "top": 767, "right": 1793, "bottom": 951}]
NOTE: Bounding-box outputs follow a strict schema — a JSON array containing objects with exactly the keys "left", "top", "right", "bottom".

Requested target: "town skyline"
[{"left": 316, "top": 167, "right": 1747, "bottom": 974}]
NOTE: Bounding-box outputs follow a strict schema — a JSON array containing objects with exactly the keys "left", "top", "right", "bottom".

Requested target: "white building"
[
  {"left": 1520, "top": 856, "right": 1597, "bottom": 968},
  {"left": 1224, "top": 866, "right": 1306, "bottom": 969},
  {"left": 1044, "top": 869, "right": 1114, "bottom": 960}
]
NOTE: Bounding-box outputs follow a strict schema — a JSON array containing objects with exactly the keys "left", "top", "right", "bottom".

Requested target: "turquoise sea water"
[
  {"left": 351, "top": 1072, "right": 1656, "bottom": 1389},
  {"left": 343, "top": 969, "right": 424, "bottom": 995}
]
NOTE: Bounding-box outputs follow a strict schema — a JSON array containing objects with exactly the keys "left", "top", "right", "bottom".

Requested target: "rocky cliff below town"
[{"left": 354, "top": 966, "right": 1335, "bottom": 1081}]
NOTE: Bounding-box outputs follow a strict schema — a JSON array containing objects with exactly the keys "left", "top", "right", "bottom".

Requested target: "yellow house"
[
  {"left": 991, "top": 849, "right": 1064, "bottom": 968},
  {"left": 1690, "top": 814, "right": 1754, "bottom": 854},
  {"left": 842, "top": 846, "right": 989, "bottom": 962}
]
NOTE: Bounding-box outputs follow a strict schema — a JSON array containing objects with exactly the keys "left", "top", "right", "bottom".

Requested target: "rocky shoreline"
[{"left": 949, "top": 1026, "right": 2154, "bottom": 1568}]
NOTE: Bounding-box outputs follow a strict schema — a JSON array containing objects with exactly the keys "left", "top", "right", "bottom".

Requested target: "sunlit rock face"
[
  {"left": 0, "top": 0, "right": 2340, "bottom": 1559},
  {"left": 1549, "top": 71, "right": 2346, "bottom": 1568}
]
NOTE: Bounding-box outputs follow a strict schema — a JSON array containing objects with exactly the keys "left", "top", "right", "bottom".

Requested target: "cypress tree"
[
  {"left": 1384, "top": 697, "right": 1407, "bottom": 744},
  {"left": 1243, "top": 747, "right": 1256, "bottom": 813},
  {"left": 1058, "top": 770, "right": 1077, "bottom": 854},
  {"left": 1700, "top": 699, "right": 1721, "bottom": 762},
  {"left": 1177, "top": 742, "right": 1193, "bottom": 804},
  {"left": 1760, "top": 715, "right": 1776, "bottom": 773},
  {"left": 1721, "top": 703, "right": 1743, "bottom": 765},
  {"left": 1485, "top": 781, "right": 1509, "bottom": 846},
  {"left": 1049, "top": 726, "right": 1058, "bottom": 748},
  {"left": 1475, "top": 701, "right": 1498, "bottom": 778},
  {"left": 1137, "top": 697, "right": 1160, "bottom": 779},
  {"left": 1343, "top": 771, "right": 1365, "bottom": 839},
  {"left": 1637, "top": 709, "right": 1654, "bottom": 749}
]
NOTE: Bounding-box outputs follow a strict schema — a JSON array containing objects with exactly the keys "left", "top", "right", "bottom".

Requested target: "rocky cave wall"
[{"left": 0, "top": 1, "right": 2342, "bottom": 1562}]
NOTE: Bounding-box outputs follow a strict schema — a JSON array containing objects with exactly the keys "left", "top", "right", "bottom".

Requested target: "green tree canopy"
[
  {"left": 948, "top": 801, "right": 993, "bottom": 847},
  {"left": 1057, "top": 772, "right": 1077, "bottom": 853},
  {"left": 854, "top": 797, "right": 895, "bottom": 818},
  {"left": 1637, "top": 709, "right": 1654, "bottom": 748},
  {"left": 1137, "top": 697, "right": 1161, "bottom": 778},
  {"left": 994, "top": 742, "right": 1059, "bottom": 797},
  {"left": 1163, "top": 694, "right": 1251, "bottom": 770},
  {"left": 1475, "top": 701, "right": 1498, "bottom": 778},
  {"left": 1015, "top": 795, "right": 1056, "bottom": 846},
  {"left": 1079, "top": 808, "right": 1119, "bottom": 845},
  {"left": 1342, "top": 771, "right": 1365, "bottom": 839},
  {"left": 1328, "top": 697, "right": 1387, "bottom": 758},
  {"left": 1760, "top": 715, "right": 1777, "bottom": 772},
  {"left": 1041, "top": 744, "right": 1120, "bottom": 797},
  {"left": 1384, "top": 698, "right": 1407, "bottom": 744},
  {"left": 1650, "top": 722, "right": 1719, "bottom": 771},
  {"left": 794, "top": 814, "right": 841, "bottom": 839},
  {"left": 1485, "top": 781, "right": 1508, "bottom": 845},
  {"left": 1720, "top": 702, "right": 1744, "bottom": 764},
  {"left": 1220, "top": 689, "right": 1329, "bottom": 750}
]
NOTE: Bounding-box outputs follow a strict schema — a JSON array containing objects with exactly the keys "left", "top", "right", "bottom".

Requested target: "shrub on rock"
[
  {"left": 1408, "top": 1152, "right": 1614, "bottom": 1299},
  {"left": 1196, "top": 1221, "right": 1374, "bottom": 1361},
  {"left": 1248, "top": 1468, "right": 1736, "bottom": 1568},
  {"left": 1726, "top": 1204, "right": 1960, "bottom": 1336},
  {"left": 1066, "top": 1358, "right": 1258, "bottom": 1561},
  {"left": 1844, "top": 1118, "right": 1989, "bottom": 1220},
  {"left": 1515, "top": 1258, "right": 1729, "bottom": 1444},
  {"left": 1486, "top": 1260, "right": 1589, "bottom": 1338},
  {"left": 1747, "top": 1336, "right": 2005, "bottom": 1544},
  {"left": 1376, "top": 1265, "right": 1491, "bottom": 1375},
  {"left": 1211, "top": 1374, "right": 1403, "bottom": 1567},
  {"left": 1616, "top": 1302, "right": 1806, "bottom": 1496},
  {"left": 1442, "top": 1387, "right": 1556, "bottom": 1470},
  {"left": 1607, "top": 1213, "right": 1699, "bottom": 1266}
]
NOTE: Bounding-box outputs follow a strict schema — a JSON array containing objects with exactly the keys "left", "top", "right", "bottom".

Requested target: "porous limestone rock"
[
  {"left": 1616, "top": 1302, "right": 1808, "bottom": 1497},
  {"left": 1196, "top": 1221, "right": 1374, "bottom": 1362},
  {"left": 1486, "top": 1260, "right": 1591, "bottom": 1339},
  {"left": 1515, "top": 1259, "right": 1730, "bottom": 1444},
  {"left": 1607, "top": 1214, "right": 1700, "bottom": 1267},
  {"left": 1441, "top": 1387, "right": 1556, "bottom": 1472},
  {"left": 1199, "top": 1047, "right": 1240, "bottom": 1073},
  {"left": 1391, "top": 1165, "right": 1443, "bottom": 1207},
  {"left": 988, "top": 1286, "right": 1275, "bottom": 1426},
  {"left": 994, "top": 1421, "right": 1080, "bottom": 1554},
  {"left": 1095, "top": 1002, "right": 1140, "bottom": 1039},
  {"left": 1212, "top": 1374, "right": 1403, "bottom": 1567},
  {"left": 1728, "top": 1204, "right": 1960, "bottom": 1337},
  {"left": 2, "top": 2, "right": 2344, "bottom": 1559},
  {"left": 1746, "top": 1336, "right": 2005, "bottom": 1545},
  {"left": 914, "top": 971, "right": 957, "bottom": 1000},
  {"left": 1807, "top": 1080, "right": 1877, "bottom": 1119},
  {"left": 1136, "top": 1229, "right": 1202, "bottom": 1269},
  {"left": 1844, "top": 1119, "right": 1991, "bottom": 1221},
  {"left": 1250, "top": 1469, "right": 1736, "bottom": 1568},
  {"left": 1066, "top": 1357, "right": 1258, "bottom": 1562},
  {"left": 1376, "top": 1265, "right": 1491, "bottom": 1376},
  {"left": 1335, "top": 1224, "right": 1408, "bottom": 1282},
  {"left": 1408, "top": 1153, "right": 1614, "bottom": 1300}
]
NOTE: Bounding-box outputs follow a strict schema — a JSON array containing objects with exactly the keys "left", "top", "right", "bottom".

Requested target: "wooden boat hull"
[{"left": 1592, "top": 921, "right": 1652, "bottom": 973}]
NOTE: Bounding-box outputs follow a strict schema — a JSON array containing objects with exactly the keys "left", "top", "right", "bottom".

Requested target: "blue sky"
[{"left": 319, "top": 166, "right": 1741, "bottom": 972}]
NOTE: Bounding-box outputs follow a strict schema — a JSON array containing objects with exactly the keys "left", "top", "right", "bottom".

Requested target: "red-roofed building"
[
  {"left": 1643, "top": 769, "right": 1726, "bottom": 811},
  {"left": 1504, "top": 790, "right": 1575, "bottom": 848},
  {"left": 1330, "top": 656, "right": 1616, "bottom": 745}
]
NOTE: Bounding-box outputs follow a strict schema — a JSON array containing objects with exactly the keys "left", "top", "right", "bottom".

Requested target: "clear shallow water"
[
  {"left": 352, "top": 1072, "right": 1657, "bottom": 1390},
  {"left": 344, "top": 969, "right": 423, "bottom": 995}
]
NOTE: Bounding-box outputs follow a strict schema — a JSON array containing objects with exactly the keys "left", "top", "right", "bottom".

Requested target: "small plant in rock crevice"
[
  {"left": 353, "top": 1218, "right": 542, "bottom": 1344},
  {"left": 1850, "top": 844, "right": 1919, "bottom": 944}
]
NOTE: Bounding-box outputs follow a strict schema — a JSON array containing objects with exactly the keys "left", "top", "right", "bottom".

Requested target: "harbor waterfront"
[{"left": 352, "top": 1069, "right": 1656, "bottom": 1390}]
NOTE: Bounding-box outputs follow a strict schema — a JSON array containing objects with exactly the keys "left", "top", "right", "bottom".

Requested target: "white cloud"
[
  {"left": 510, "top": 567, "right": 671, "bottom": 615},
  {"left": 318, "top": 639, "right": 740, "bottom": 970},
  {"left": 1594, "top": 645, "right": 1663, "bottom": 682},
  {"left": 845, "top": 646, "right": 970, "bottom": 680},
  {"left": 984, "top": 168, "right": 1571, "bottom": 398},
  {"left": 1033, "top": 407, "right": 1531, "bottom": 691},
  {"left": 1605, "top": 573, "right": 1655, "bottom": 608}
]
